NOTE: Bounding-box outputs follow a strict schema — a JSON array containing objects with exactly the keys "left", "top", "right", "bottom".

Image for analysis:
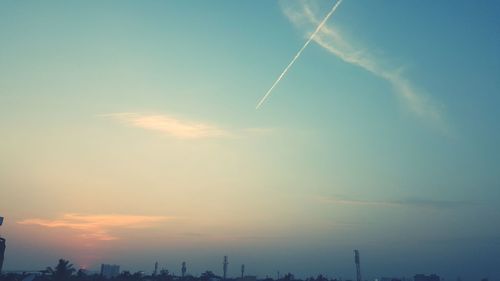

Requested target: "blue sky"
[{"left": 1, "top": 0, "right": 500, "bottom": 280}]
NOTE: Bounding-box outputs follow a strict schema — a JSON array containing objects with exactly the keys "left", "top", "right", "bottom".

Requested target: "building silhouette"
[{"left": 100, "top": 264, "right": 120, "bottom": 279}]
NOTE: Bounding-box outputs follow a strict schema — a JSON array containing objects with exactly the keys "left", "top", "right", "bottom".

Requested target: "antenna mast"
[
  {"left": 0, "top": 216, "right": 5, "bottom": 275},
  {"left": 223, "top": 256, "right": 228, "bottom": 280},
  {"left": 354, "top": 250, "right": 362, "bottom": 281}
]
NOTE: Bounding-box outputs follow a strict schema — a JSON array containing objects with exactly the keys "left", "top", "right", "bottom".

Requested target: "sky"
[{"left": 1, "top": 0, "right": 500, "bottom": 280}]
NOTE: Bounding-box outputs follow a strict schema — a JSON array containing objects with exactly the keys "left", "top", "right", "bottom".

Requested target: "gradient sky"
[{"left": 1, "top": 0, "right": 500, "bottom": 280}]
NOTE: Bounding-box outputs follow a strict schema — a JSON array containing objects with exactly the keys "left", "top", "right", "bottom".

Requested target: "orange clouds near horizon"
[{"left": 18, "top": 213, "right": 173, "bottom": 241}]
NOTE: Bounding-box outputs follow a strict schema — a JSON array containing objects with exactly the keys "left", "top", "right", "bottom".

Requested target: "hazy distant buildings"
[
  {"left": 414, "top": 274, "right": 440, "bottom": 281},
  {"left": 101, "top": 264, "right": 120, "bottom": 278}
]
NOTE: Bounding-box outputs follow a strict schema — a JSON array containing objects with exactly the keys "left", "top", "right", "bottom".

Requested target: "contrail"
[{"left": 256, "top": 0, "right": 343, "bottom": 109}]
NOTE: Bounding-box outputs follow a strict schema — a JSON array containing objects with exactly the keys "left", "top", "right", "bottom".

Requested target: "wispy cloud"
[
  {"left": 18, "top": 213, "right": 172, "bottom": 241},
  {"left": 319, "top": 196, "right": 472, "bottom": 210},
  {"left": 282, "top": 1, "right": 444, "bottom": 125},
  {"left": 102, "top": 113, "right": 272, "bottom": 139},
  {"left": 102, "top": 113, "right": 232, "bottom": 139}
]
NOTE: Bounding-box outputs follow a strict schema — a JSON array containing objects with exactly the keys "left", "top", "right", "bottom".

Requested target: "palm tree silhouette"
[{"left": 47, "top": 259, "right": 75, "bottom": 281}]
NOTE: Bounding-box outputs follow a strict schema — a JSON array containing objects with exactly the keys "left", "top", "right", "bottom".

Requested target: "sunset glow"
[{"left": 18, "top": 214, "right": 172, "bottom": 241}]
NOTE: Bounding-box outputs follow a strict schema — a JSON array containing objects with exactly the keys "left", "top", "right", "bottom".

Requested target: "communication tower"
[
  {"left": 223, "top": 256, "right": 228, "bottom": 280},
  {"left": 182, "top": 261, "right": 186, "bottom": 278},
  {"left": 354, "top": 250, "right": 362, "bottom": 281},
  {"left": 0, "top": 217, "right": 5, "bottom": 274}
]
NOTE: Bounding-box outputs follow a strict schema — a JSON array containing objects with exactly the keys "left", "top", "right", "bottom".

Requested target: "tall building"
[{"left": 101, "top": 264, "right": 120, "bottom": 279}]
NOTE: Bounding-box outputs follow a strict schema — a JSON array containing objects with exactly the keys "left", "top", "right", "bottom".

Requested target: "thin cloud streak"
[
  {"left": 103, "top": 113, "right": 232, "bottom": 139},
  {"left": 256, "top": 0, "right": 343, "bottom": 109},
  {"left": 102, "top": 113, "right": 272, "bottom": 139},
  {"left": 18, "top": 213, "right": 172, "bottom": 241},
  {"left": 283, "top": 1, "right": 443, "bottom": 125},
  {"left": 320, "top": 196, "right": 472, "bottom": 210}
]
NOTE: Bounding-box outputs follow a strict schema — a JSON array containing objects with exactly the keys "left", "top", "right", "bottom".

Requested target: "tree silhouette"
[
  {"left": 132, "top": 272, "right": 144, "bottom": 281},
  {"left": 316, "top": 275, "right": 328, "bottom": 281},
  {"left": 76, "top": 269, "right": 86, "bottom": 278},
  {"left": 200, "top": 271, "right": 217, "bottom": 281},
  {"left": 47, "top": 259, "right": 75, "bottom": 281},
  {"left": 115, "top": 271, "right": 144, "bottom": 281},
  {"left": 157, "top": 269, "right": 173, "bottom": 281}
]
